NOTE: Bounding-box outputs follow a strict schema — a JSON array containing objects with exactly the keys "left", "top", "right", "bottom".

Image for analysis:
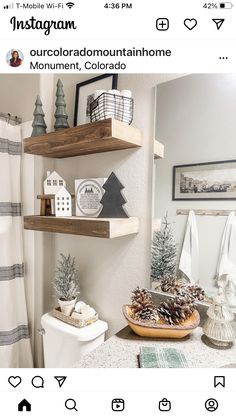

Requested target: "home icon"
[{"left": 18, "top": 399, "right": 31, "bottom": 412}]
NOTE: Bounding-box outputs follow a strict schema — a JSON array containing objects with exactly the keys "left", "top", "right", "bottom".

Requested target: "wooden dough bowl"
[{"left": 123, "top": 305, "right": 200, "bottom": 339}]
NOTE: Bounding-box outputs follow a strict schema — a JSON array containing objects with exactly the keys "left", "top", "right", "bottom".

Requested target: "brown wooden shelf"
[
  {"left": 37, "top": 194, "right": 75, "bottom": 199},
  {"left": 24, "top": 118, "right": 142, "bottom": 158},
  {"left": 24, "top": 216, "right": 139, "bottom": 239}
]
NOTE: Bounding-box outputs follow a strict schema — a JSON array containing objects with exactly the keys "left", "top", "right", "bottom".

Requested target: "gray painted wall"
[
  {"left": 0, "top": 74, "right": 39, "bottom": 121},
  {"left": 0, "top": 73, "right": 184, "bottom": 366}
]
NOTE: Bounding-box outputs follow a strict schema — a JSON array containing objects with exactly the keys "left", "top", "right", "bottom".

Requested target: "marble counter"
[{"left": 76, "top": 326, "right": 236, "bottom": 368}]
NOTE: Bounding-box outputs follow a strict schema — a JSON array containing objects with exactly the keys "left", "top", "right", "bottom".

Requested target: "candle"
[
  {"left": 106, "top": 90, "right": 121, "bottom": 119},
  {"left": 94, "top": 89, "right": 106, "bottom": 99},
  {"left": 108, "top": 89, "right": 121, "bottom": 96},
  {"left": 120, "top": 89, "right": 132, "bottom": 98}
]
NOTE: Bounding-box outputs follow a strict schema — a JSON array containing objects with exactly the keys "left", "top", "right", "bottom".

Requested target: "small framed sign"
[{"left": 75, "top": 178, "right": 106, "bottom": 217}]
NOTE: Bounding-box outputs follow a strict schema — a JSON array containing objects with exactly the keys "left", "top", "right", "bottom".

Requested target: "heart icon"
[
  {"left": 184, "top": 18, "right": 197, "bottom": 30},
  {"left": 8, "top": 376, "right": 22, "bottom": 388}
]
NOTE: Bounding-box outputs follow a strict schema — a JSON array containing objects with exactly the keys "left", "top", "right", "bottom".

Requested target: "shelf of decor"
[
  {"left": 154, "top": 140, "right": 164, "bottom": 159},
  {"left": 24, "top": 216, "right": 139, "bottom": 239},
  {"left": 24, "top": 118, "right": 142, "bottom": 158}
]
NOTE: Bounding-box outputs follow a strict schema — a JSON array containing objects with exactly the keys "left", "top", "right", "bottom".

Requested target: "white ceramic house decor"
[
  {"left": 55, "top": 187, "right": 72, "bottom": 217},
  {"left": 44, "top": 170, "right": 66, "bottom": 195}
]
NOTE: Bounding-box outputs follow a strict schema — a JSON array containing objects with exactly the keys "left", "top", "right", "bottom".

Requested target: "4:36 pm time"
[{"left": 104, "top": 3, "right": 133, "bottom": 9}]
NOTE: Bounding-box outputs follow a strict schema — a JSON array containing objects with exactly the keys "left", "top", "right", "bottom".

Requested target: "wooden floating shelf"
[
  {"left": 24, "top": 118, "right": 142, "bottom": 158},
  {"left": 154, "top": 140, "right": 164, "bottom": 159},
  {"left": 24, "top": 216, "right": 139, "bottom": 239},
  {"left": 37, "top": 194, "right": 75, "bottom": 199}
]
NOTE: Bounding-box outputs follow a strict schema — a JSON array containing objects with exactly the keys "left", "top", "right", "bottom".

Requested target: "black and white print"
[{"left": 173, "top": 160, "right": 236, "bottom": 200}]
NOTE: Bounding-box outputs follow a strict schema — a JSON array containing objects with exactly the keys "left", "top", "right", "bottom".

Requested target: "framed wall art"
[
  {"left": 75, "top": 178, "right": 106, "bottom": 217},
  {"left": 73, "top": 74, "right": 118, "bottom": 126},
  {"left": 173, "top": 160, "right": 236, "bottom": 201}
]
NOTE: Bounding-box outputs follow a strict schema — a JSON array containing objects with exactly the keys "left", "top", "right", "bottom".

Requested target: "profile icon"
[
  {"left": 6, "top": 49, "right": 24, "bottom": 67},
  {"left": 205, "top": 398, "right": 218, "bottom": 412}
]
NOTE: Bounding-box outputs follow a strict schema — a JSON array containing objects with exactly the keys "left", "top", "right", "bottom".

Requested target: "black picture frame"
[
  {"left": 173, "top": 160, "right": 236, "bottom": 201},
  {"left": 73, "top": 74, "right": 118, "bottom": 126}
]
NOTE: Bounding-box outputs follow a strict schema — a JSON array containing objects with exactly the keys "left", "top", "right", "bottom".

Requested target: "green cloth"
[{"left": 139, "top": 347, "right": 188, "bottom": 368}]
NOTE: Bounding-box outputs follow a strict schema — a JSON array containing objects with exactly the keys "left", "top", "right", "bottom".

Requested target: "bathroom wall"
[
  {"left": 1, "top": 73, "right": 183, "bottom": 367},
  {"left": 51, "top": 73, "right": 183, "bottom": 340},
  {"left": 32, "top": 73, "right": 183, "bottom": 365},
  {"left": 154, "top": 74, "right": 236, "bottom": 295},
  {"left": 0, "top": 75, "right": 39, "bottom": 121}
]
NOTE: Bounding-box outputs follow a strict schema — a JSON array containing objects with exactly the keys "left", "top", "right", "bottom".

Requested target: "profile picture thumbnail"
[{"left": 6, "top": 49, "right": 24, "bottom": 67}]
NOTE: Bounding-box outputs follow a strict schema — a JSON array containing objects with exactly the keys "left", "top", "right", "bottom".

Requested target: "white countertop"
[{"left": 76, "top": 326, "right": 236, "bottom": 368}]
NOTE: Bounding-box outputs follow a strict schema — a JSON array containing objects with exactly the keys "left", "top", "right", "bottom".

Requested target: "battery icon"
[{"left": 220, "top": 2, "right": 233, "bottom": 8}]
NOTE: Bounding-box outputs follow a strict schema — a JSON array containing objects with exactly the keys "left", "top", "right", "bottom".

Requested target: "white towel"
[
  {"left": 217, "top": 211, "right": 236, "bottom": 285},
  {"left": 178, "top": 210, "right": 199, "bottom": 283}
]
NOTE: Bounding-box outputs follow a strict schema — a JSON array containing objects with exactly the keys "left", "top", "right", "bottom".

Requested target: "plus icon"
[{"left": 156, "top": 18, "right": 169, "bottom": 31}]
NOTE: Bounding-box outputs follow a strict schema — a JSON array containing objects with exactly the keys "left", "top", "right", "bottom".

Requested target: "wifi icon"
[{"left": 66, "top": 2, "right": 74, "bottom": 8}]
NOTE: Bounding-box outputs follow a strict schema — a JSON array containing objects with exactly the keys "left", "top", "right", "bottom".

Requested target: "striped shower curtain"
[{"left": 0, "top": 120, "right": 33, "bottom": 367}]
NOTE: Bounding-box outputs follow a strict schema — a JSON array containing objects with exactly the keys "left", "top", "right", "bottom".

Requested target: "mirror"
[{"left": 152, "top": 74, "right": 236, "bottom": 307}]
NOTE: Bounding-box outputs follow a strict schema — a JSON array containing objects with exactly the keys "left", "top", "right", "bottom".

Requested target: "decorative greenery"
[
  {"left": 151, "top": 214, "right": 177, "bottom": 282},
  {"left": 53, "top": 254, "right": 79, "bottom": 301}
]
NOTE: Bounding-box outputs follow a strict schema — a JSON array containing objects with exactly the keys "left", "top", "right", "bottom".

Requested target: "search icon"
[{"left": 65, "top": 399, "right": 78, "bottom": 412}]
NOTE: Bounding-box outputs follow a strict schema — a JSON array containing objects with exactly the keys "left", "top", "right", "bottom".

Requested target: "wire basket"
[{"left": 90, "top": 92, "right": 134, "bottom": 125}]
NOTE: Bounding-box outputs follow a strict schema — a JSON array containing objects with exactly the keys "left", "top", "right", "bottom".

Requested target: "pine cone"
[
  {"left": 135, "top": 307, "right": 157, "bottom": 321},
  {"left": 156, "top": 296, "right": 196, "bottom": 325},
  {"left": 178, "top": 284, "right": 205, "bottom": 301},
  {"left": 131, "top": 286, "right": 156, "bottom": 314},
  {"left": 161, "top": 276, "right": 184, "bottom": 294}
]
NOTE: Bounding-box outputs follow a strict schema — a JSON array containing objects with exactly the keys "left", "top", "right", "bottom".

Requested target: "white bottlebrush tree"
[
  {"left": 151, "top": 215, "right": 177, "bottom": 282},
  {"left": 53, "top": 254, "right": 79, "bottom": 301}
]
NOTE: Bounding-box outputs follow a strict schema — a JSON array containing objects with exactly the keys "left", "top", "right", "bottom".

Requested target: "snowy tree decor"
[
  {"left": 53, "top": 254, "right": 79, "bottom": 316},
  {"left": 151, "top": 215, "right": 177, "bottom": 283},
  {"left": 54, "top": 254, "right": 79, "bottom": 300},
  {"left": 31, "top": 95, "right": 47, "bottom": 137},
  {"left": 54, "top": 79, "right": 69, "bottom": 131}
]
